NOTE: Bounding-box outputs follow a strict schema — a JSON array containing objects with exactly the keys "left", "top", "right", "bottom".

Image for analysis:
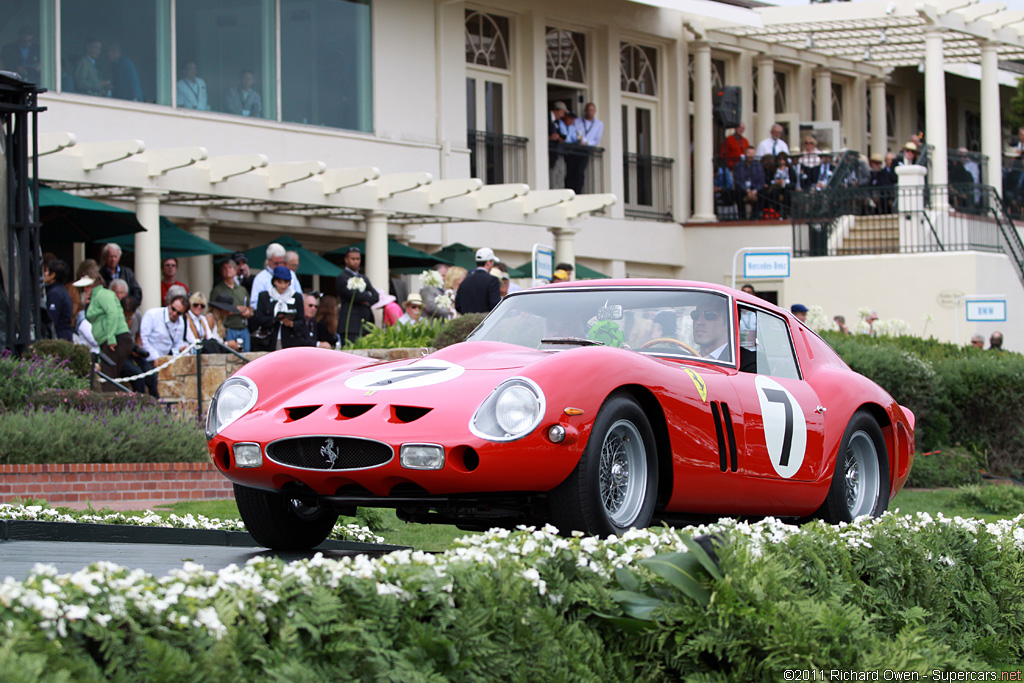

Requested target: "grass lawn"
[{"left": 82, "top": 483, "right": 1023, "bottom": 551}]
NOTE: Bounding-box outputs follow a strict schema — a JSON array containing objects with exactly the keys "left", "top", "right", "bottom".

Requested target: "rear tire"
[
  {"left": 234, "top": 484, "right": 339, "bottom": 550},
  {"left": 550, "top": 395, "right": 658, "bottom": 536},
  {"left": 819, "top": 411, "right": 890, "bottom": 523}
]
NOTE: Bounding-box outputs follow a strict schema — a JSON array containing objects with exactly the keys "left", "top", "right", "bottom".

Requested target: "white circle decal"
[
  {"left": 754, "top": 375, "right": 807, "bottom": 479},
  {"left": 344, "top": 359, "right": 465, "bottom": 392}
]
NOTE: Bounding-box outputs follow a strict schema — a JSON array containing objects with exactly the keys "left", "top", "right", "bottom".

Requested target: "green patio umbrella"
[
  {"left": 325, "top": 238, "right": 453, "bottom": 272},
  {"left": 243, "top": 235, "right": 342, "bottom": 277},
  {"left": 430, "top": 242, "right": 478, "bottom": 271},
  {"left": 509, "top": 261, "right": 610, "bottom": 280},
  {"left": 38, "top": 186, "right": 148, "bottom": 242},
  {"left": 106, "top": 221, "right": 232, "bottom": 259}
]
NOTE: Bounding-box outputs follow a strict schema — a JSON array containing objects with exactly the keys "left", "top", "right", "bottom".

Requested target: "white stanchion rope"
[{"left": 96, "top": 340, "right": 203, "bottom": 383}]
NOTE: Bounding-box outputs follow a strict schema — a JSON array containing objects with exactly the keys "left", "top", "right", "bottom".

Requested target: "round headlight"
[
  {"left": 206, "top": 376, "right": 257, "bottom": 439},
  {"left": 495, "top": 384, "right": 541, "bottom": 434}
]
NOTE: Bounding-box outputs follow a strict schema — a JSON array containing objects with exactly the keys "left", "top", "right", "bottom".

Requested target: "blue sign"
[
  {"left": 533, "top": 244, "right": 554, "bottom": 282},
  {"left": 966, "top": 300, "right": 1006, "bottom": 322},
  {"left": 743, "top": 252, "right": 791, "bottom": 279}
]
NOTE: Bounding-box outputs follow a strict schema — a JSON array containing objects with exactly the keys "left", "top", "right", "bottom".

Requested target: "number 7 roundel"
[{"left": 754, "top": 375, "right": 808, "bottom": 479}]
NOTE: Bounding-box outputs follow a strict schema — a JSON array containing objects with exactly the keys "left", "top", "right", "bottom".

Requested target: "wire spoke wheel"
[
  {"left": 598, "top": 419, "right": 647, "bottom": 526},
  {"left": 844, "top": 430, "right": 881, "bottom": 518}
]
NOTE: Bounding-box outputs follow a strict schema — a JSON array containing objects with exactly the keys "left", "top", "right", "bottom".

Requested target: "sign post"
[
  {"left": 954, "top": 294, "right": 1007, "bottom": 344},
  {"left": 731, "top": 246, "right": 792, "bottom": 289},
  {"left": 532, "top": 244, "right": 554, "bottom": 286}
]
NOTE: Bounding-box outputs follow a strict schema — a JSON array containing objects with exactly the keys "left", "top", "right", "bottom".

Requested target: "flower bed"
[{"left": 0, "top": 512, "right": 1022, "bottom": 679}]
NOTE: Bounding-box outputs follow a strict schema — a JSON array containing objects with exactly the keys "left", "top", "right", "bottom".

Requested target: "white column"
[
  {"left": 796, "top": 65, "right": 813, "bottom": 122},
  {"left": 924, "top": 25, "right": 949, "bottom": 187},
  {"left": 851, "top": 76, "right": 867, "bottom": 153},
  {"left": 896, "top": 165, "right": 929, "bottom": 250},
  {"left": 692, "top": 41, "right": 716, "bottom": 222},
  {"left": 756, "top": 55, "right": 775, "bottom": 145},
  {"left": 870, "top": 77, "right": 888, "bottom": 159},
  {"left": 980, "top": 40, "right": 1002, "bottom": 193},
  {"left": 550, "top": 227, "right": 579, "bottom": 271},
  {"left": 187, "top": 218, "right": 214, "bottom": 299},
  {"left": 363, "top": 210, "right": 389, "bottom": 297},
  {"left": 738, "top": 52, "right": 753, "bottom": 136},
  {"left": 134, "top": 190, "right": 164, "bottom": 313},
  {"left": 814, "top": 68, "right": 832, "bottom": 121}
]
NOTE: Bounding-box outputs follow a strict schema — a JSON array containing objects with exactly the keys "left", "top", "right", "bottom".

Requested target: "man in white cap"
[
  {"left": 397, "top": 293, "right": 425, "bottom": 325},
  {"left": 455, "top": 247, "right": 501, "bottom": 314}
]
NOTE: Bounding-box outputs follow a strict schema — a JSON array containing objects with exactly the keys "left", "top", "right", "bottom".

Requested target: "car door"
[{"left": 730, "top": 307, "right": 825, "bottom": 487}]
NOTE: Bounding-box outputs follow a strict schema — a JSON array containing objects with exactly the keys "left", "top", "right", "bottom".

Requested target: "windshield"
[{"left": 467, "top": 287, "right": 735, "bottom": 363}]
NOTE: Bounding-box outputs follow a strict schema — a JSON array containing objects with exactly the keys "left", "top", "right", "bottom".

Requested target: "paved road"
[{"left": 0, "top": 540, "right": 383, "bottom": 581}]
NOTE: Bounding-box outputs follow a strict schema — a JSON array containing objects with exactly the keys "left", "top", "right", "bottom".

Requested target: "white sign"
[
  {"left": 533, "top": 244, "right": 554, "bottom": 282},
  {"left": 966, "top": 300, "right": 1006, "bottom": 322},
  {"left": 754, "top": 375, "right": 807, "bottom": 479},
  {"left": 344, "top": 359, "right": 465, "bottom": 392},
  {"left": 743, "top": 252, "right": 791, "bottom": 279}
]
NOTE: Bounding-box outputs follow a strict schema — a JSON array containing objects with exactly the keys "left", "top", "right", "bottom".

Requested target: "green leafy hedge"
[
  {"left": 0, "top": 515, "right": 1021, "bottom": 680},
  {"left": 0, "top": 351, "right": 87, "bottom": 410},
  {"left": 821, "top": 332, "right": 1024, "bottom": 476},
  {"left": 27, "top": 339, "right": 93, "bottom": 378},
  {"left": 344, "top": 320, "right": 444, "bottom": 350}
]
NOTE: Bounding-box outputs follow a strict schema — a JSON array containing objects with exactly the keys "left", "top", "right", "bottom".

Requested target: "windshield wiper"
[{"left": 540, "top": 337, "right": 604, "bottom": 346}]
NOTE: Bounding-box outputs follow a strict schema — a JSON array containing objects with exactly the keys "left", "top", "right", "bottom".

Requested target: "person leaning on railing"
[{"left": 867, "top": 153, "right": 897, "bottom": 215}]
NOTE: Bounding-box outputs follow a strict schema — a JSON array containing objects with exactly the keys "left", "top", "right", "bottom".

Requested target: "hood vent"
[
  {"left": 285, "top": 405, "right": 320, "bottom": 421},
  {"left": 389, "top": 405, "right": 433, "bottom": 423},
  {"left": 337, "top": 404, "right": 374, "bottom": 419}
]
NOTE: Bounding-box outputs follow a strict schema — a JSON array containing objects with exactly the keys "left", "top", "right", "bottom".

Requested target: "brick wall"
[{"left": 0, "top": 462, "right": 233, "bottom": 506}]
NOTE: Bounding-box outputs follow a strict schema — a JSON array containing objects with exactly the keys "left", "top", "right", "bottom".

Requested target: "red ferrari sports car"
[{"left": 207, "top": 280, "right": 915, "bottom": 549}]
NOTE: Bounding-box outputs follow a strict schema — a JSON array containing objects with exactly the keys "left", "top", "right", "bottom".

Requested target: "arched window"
[
  {"left": 465, "top": 11, "right": 510, "bottom": 70},
  {"left": 546, "top": 27, "right": 585, "bottom": 83},
  {"left": 620, "top": 43, "right": 657, "bottom": 95}
]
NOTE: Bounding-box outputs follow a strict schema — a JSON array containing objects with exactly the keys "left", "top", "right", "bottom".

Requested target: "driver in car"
[{"left": 691, "top": 296, "right": 732, "bottom": 362}]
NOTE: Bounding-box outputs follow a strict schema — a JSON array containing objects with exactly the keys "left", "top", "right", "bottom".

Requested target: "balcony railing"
[
  {"left": 468, "top": 130, "right": 528, "bottom": 185},
  {"left": 791, "top": 183, "right": 1014, "bottom": 260},
  {"left": 624, "top": 153, "right": 674, "bottom": 222},
  {"left": 548, "top": 144, "right": 606, "bottom": 195}
]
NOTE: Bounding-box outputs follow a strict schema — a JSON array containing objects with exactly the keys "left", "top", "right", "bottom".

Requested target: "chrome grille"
[{"left": 266, "top": 436, "right": 393, "bottom": 471}]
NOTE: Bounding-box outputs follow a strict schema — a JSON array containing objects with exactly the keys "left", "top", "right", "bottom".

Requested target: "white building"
[{"left": 8, "top": 0, "right": 1024, "bottom": 347}]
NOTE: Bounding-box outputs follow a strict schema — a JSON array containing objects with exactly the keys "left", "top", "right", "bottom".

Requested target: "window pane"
[
  {"left": 61, "top": 0, "right": 162, "bottom": 103},
  {"left": 755, "top": 310, "right": 800, "bottom": 379},
  {"left": 176, "top": 0, "right": 274, "bottom": 119},
  {"left": 281, "top": 0, "right": 372, "bottom": 132},
  {"left": 0, "top": 1, "right": 53, "bottom": 90},
  {"left": 465, "top": 10, "right": 509, "bottom": 70}
]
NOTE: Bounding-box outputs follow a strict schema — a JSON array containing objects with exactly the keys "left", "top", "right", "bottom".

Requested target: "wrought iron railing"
[
  {"left": 468, "top": 130, "right": 528, "bottom": 185},
  {"left": 549, "top": 144, "right": 605, "bottom": 195},
  {"left": 624, "top": 153, "right": 674, "bottom": 222},
  {"left": 791, "top": 184, "right": 1024, "bottom": 288}
]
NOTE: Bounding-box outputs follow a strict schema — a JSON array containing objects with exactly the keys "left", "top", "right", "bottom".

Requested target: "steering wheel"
[{"left": 640, "top": 337, "right": 700, "bottom": 355}]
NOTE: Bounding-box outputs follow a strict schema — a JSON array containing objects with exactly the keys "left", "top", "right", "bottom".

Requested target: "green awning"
[
  {"left": 509, "top": 261, "right": 610, "bottom": 280},
  {"left": 430, "top": 242, "right": 479, "bottom": 271},
  {"left": 243, "top": 235, "right": 342, "bottom": 277},
  {"left": 39, "top": 186, "right": 149, "bottom": 242},
  {"left": 326, "top": 238, "right": 453, "bottom": 272},
  {"left": 106, "top": 221, "right": 232, "bottom": 259}
]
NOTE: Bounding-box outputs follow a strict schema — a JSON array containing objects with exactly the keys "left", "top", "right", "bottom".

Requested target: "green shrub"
[
  {"left": 953, "top": 484, "right": 1024, "bottom": 515},
  {"left": 27, "top": 388, "right": 159, "bottom": 412},
  {"left": 0, "top": 405, "right": 207, "bottom": 464},
  {"left": 343, "top": 320, "right": 443, "bottom": 350},
  {"left": 905, "top": 447, "right": 983, "bottom": 488},
  {"left": 0, "top": 351, "right": 87, "bottom": 410},
  {"left": 27, "top": 339, "right": 92, "bottom": 378},
  {"left": 433, "top": 313, "right": 487, "bottom": 349}
]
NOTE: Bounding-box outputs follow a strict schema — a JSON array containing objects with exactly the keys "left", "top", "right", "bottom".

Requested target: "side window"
[{"left": 738, "top": 306, "right": 801, "bottom": 379}]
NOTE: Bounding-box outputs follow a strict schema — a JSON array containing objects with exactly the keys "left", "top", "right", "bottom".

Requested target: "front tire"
[
  {"left": 819, "top": 411, "right": 890, "bottom": 523},
  {"left": 234, "top": 484, "right": 339, "bottom": 550},
  {"left": 550, "top": 395, "right": 658, "bottom": 536}
]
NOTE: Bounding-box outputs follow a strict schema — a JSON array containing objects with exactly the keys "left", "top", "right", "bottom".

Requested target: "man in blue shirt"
[{"left": 43, "top": 259, "right": 74, "bottom": 341}]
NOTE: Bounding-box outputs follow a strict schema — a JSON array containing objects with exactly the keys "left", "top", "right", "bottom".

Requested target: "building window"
[
  {"left": 281, "top": 0, "right": 372, "bottom": 132},
  {"left": 775, "top": 71, "right": 787, "bottom": 113},
  {"left": 831, "top": 82, "right": 842, "bottom": 124},
  {"left": 620, "top": 43, "right": 657, "bottom": 96},
  {"left": 61, "top": 0, "right": 168, "bottom": 104},
  {"left": 465, "top": 11, "right": 509, "bottom": 70},
  {"left": 176, "top": 0, "right": 274, "bottom": 119},
  {"left": 1, "top": 1, "right": 52, "bottom": 90},
  {"left": 546, "top": 27, "right": 585, "bottom": 83}
]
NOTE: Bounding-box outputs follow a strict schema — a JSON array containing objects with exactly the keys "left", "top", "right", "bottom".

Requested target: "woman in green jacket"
[{"left": 81, "top": 269, "right": 133, "bottom": 392}]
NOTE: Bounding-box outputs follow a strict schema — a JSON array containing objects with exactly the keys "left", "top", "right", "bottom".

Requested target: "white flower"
[
  {"left": 347, "top": 276, "right": 366, "bottom": 293},
  {"left": 435, "top": 293, "right": 454, "bottom": 311},
  {"left": 420, "top": 269, "right": 443, "bottom": 289}
]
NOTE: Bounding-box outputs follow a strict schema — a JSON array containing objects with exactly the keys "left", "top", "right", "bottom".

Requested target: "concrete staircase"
[{"left": 832, "top": 214, "right": 900, "bottom": 255}]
